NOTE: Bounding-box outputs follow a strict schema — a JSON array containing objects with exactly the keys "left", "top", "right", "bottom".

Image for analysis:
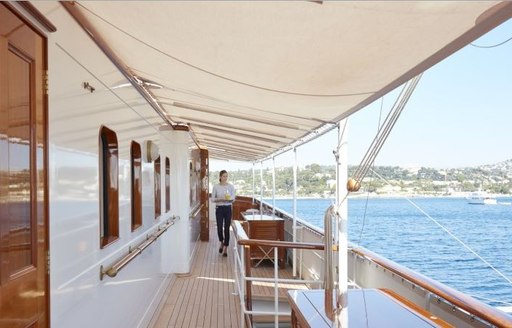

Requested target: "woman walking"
[{"left": 212, "top": 170, "right": 235, "bottom": 256}]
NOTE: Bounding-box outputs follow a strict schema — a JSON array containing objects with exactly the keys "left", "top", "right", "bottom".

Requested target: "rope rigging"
[
  {"left": 347, "top": 74, "right": 422, "bottom": 192},
  {"left": 345, "top": 74, "right": 512, "bottom": 304},
  {"left": 356, "top": 97, "right": 384, "bottom": 245}
]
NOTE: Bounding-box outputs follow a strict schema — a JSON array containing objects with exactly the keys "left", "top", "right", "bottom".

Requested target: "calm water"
[{"left": 270, "top": 197, "right": 512, "bottom": 308}]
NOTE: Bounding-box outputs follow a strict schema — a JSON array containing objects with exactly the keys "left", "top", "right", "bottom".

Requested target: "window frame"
[
  {"left": 154, "top": 156, "right": 161, "bottom": 219},
  {"left": 165, "top": 157, "right": 170, "bottom": 212},
  {"left": 131, "top": 141, "right": 142, "bottom": 231},
  {"left": 99, "top": 126, "right": 119, "bottom": 248}
]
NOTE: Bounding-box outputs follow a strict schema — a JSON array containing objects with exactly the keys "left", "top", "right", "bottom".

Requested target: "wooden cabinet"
[
  {"left": 232, "top": 196, "right": 258, "bottom": 220},
  {"left": 243, "top": 213, "right": 285, "bottom": 269}
]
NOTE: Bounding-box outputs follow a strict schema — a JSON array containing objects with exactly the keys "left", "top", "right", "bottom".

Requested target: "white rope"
[
  {"left": 370, "top": 168, "right": 512, "bottom": 287},
  {"left": 356, "top": 98, "right": 384, "bottom": 245},
  {"left": 351, "top": 74, "right": 422, "bottom": 184}
]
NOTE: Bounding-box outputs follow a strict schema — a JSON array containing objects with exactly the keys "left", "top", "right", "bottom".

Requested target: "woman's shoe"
[
  {"left": 223, "top": 246, "right": 228, "bottom": 257},
  {"left": 219, "top": 242, "right": 223, "bottom": 254}
]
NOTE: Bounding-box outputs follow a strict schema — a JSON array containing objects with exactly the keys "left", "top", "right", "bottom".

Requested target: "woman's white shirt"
[{"left": 212, "top": 183, "right": 235, "bottom": 206}]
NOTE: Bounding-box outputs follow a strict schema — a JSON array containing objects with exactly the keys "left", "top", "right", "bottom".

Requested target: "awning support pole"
[
  {"left": 293, "top": 147, "right": 298, "bottom": 278},
  {"left": 336, "top": 119, "right": 349, "bottom": 327},
  {"left": 260, "top": 161, "right": 264, "bottom": 213},
  {"left": 252, "top": 162, "right": 255, "bottom": 204},
  {"left": 272, "top": 157, "right": 276, "bottom": 214}
]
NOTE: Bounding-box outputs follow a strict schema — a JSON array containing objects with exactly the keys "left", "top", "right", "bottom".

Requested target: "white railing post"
[
  {"left": 233, "top": 244, "right": 239, "bottom": 297},
  {"left": 252, "top": 162, "right": 255, "bottom": 204},
  {"left": 274, "top": 247, "right": 279, "bottom": 327},
  {"left": 300, "top": 226, "right": 304, "bottom": 279},
  {"left": 335, "top": 124, "right": 340, "bottom": 246},
  {"left": 260, "top": 161, "right": 264, "bottom": 213},
  {"left": 239, "top": 243, "right": 245, "bottom": 328},
  {"left": 272, "top": 157, "right": 276, "bottom": 215},
  {"left": 293, "top": 147, "right": 298, "bottom": 278},
  {"left": 336, "top": 119, "right": 349, "bottom": 328}
]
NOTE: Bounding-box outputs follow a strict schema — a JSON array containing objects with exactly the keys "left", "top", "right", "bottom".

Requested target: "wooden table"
[
  {"left": 287, "top": 289, "right": 453, "bottom": 328},
  {"left": 242, "top": 213, "right": 285, "bottom": 269}
]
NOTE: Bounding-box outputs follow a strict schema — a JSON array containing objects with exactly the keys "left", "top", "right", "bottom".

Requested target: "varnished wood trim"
[
  {"left": 154, "top": 156, "right": 161, "bottom": 219},
  {"left": 352, "top": 247, "right": 512, "bottom": 327},
  {"left": 165, "top": 157, "right": 170, "bottom": 212},
  {"left": 2, "top": 2, "right": 52, "bottom": 38},
  {"left": 233, "top": 221, "right": 323, "bottom": 250},
  {"left": 1, "top": 3, "right": 50, "bottom": 324},
  {"left": 380, "top": 289, "right": 454, "bottom": 328},
  {"left": 99, "top": 126, "right": 119, "bottom": 248},
  {"left": 239, "top": 239, "right": 324, "bottom": 250},
  {"left": 130, "top": 141, "right": 142, "bottom": 231},
  {"left": 18, "top": 2, "right": 57, "bottom": 32},
  {"left": 199, "top": 149, "right": 209, "bottom": 241},
  {"left": 174, "top": 124, "right": 189, "bottom": 131}
]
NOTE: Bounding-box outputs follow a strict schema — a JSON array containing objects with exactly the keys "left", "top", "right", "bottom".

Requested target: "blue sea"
[{"left": 270, "top": 197, "right": 512, "bottom": 309}]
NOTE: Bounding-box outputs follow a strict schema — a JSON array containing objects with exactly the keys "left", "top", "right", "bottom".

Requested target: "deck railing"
[
  {"left": 349, "top": 247, "right": 512, "bottom": 328},
  {"left": 249, "top": 198, "right": 512, "bottom": 328},
  {"left": 232, "top": 220, "right": 324, "bottom": 328}
]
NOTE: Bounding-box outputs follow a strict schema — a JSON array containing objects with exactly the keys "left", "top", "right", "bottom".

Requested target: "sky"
[{"left": 211, "top": 18, "right": 512, "bottom": 172}]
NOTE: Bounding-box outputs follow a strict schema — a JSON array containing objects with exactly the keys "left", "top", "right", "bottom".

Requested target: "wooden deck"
[{"left": 149, "top": 222, "right": 308, "bottom": 328}]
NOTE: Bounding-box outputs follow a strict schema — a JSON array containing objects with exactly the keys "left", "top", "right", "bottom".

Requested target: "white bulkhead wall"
[
  {"left": 19, "top": 2, "right": 177, "bottom": 327},
  {"left": 159, "top": 126, "right": 192, "bottom": 274}
]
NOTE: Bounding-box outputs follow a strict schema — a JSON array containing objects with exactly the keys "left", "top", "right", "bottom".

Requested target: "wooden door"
[{"left": 0, "top": 4, "right": 48, "bottom": 328}]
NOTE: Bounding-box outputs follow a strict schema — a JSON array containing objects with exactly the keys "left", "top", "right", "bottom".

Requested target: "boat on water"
[
  {"left": 467, "top": 192, "right": 498, "bottom": 205},
  {"left": 1, "top": 2, "right": 512, "bottom": 328}
]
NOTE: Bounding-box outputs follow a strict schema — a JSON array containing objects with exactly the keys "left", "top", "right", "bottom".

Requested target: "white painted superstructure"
[{"left": 2, "top": 2, "right": 512, "bottom": 328}]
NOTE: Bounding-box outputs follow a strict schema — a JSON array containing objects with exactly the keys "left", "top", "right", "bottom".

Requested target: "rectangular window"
[
  {"left": 99, "top": 126, "right": 119, "bottom": 248},
  {"left": 154, "top": 156, "right": 161, "bottom": 218},
  {"left": 131, "top": 141, "right": 142, "bottom": 231},
  {"left": 165, "top": 157, "right": 170, "bottom": 212}
]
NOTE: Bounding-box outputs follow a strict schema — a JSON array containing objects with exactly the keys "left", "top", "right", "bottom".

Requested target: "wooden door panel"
[
  {"left": 7, "top": 46, "right": 34, "bottom": 277},
  {"left": 0, "top": 4, "right": 48, "bottom": 328}
]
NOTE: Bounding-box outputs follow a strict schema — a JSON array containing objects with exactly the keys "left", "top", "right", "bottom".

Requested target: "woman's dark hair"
[{"left": 219, "top": 170, "right": 228, "bottom": 182}]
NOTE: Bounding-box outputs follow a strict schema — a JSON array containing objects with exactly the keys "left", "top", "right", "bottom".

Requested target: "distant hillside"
[
  {"left": 477, "top": 158, "right": 512, "bottom": 175},
  {"left": 210, "top": 160, "right": 512, "bottom": 197}
]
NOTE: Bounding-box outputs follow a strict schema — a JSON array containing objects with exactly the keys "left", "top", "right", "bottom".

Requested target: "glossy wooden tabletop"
[{"left": 288, "top": 289, "right": 449, "bottom": 328}]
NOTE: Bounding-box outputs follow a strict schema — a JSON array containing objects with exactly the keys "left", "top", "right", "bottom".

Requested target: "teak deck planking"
[{"left": 149, "top": 221, "right": 309, "bottom": 327}]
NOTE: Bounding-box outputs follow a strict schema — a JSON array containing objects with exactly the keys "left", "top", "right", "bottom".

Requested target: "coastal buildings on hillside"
[{"left": 211, "top": 161, "right": 512, "bottom": 198}]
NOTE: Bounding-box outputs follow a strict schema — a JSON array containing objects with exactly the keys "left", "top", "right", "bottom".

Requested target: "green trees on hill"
[{"left": 211, "top": 163, "right": 512, "bottom": 197}]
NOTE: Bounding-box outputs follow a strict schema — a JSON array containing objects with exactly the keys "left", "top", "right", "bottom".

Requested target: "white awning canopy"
[{"left": 50, "top": 1, "right": 512, "bottom": 161}]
